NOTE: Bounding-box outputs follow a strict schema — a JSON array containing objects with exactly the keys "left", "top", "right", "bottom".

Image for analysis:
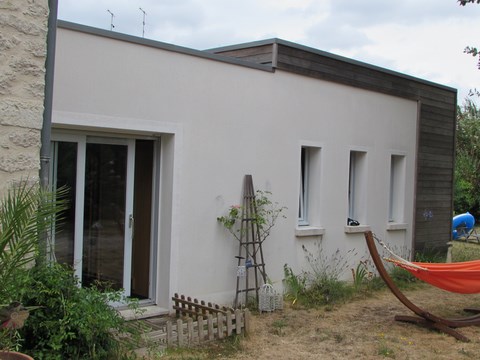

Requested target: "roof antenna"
[
  {"left": 139, "top": 7, "right": 147, "bottom": 37},
  {"left": 107, "top": 9, "right": 115, "bottom": 31}
]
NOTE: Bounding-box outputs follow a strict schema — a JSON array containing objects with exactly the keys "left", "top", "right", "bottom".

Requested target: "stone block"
[
  {"left": 9, "top": 129, "right": 41, "bottom": 148},
  {"left": 0, "top": 99, "right": 44, "bottom": 129},
  {"left": 0, "top": 153, "right": 40, "bottom": 173}
]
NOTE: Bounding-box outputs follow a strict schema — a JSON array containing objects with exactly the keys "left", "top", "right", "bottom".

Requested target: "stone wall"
[{"left": 0, "top": 0, "right": 49, "bottom": 197}]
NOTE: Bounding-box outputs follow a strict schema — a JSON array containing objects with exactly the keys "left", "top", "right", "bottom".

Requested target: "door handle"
[{"left": 128, "top": 214, "right": 135, "bottom": 229}]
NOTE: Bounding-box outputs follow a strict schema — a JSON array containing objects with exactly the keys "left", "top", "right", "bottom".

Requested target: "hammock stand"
[{"left": 364, "top": 231, "right": 480, "bottom": 342}]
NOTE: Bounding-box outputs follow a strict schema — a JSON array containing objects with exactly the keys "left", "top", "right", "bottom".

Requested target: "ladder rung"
[{"left": 236, "top": 288, "right": 259, "bottom": 293}]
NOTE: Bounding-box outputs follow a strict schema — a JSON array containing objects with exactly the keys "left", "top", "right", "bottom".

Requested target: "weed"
[
  {"left": 283, "top": 264, "right": 306, "bottom": 305},
  {"left": 388, "top": 266, "right": 417, "bottom": 288},
  {"left": 300, "top": 243, "right": 357, "bottom": 307},
  {"left": 271, "top": 318, "right": 288, "bottom": 336},
  {"left": 151, "top": 335, "right": 243, "bottom": 359},
  {"left": 351, "top": 260, "right": 371, "bottom": 288},
  {"left": 364, "top": 276, "right": 386, "bottom": 292},
  {"left": 378, "top": 343, "right": 395, "bottom": 358},
  {"left": 414, "top": 248, "right": 445, "bottom": 263},
  {"left": 302, "top": 243, "right": 357, "bottom": 282},
  {"left": 451, "top": 241, "right": 480, "bottom": 262},
  {"left": 377, "top": 333, "right": 395, "bottom": 358}
]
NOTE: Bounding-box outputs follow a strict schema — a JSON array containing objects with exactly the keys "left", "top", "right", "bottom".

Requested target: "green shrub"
[
  {"left": 0, "top": 182, "right": 67, "bottom": 304},
  {"left": 19, "top": 262, "right": 136, "bottom": 359},
  {"left": 303, "top": 277, "right": 355, "bottom": 307},
  {"left": 350, "top": 260, "right": 385, "bottom": 296},
  {"left": 414, "top": 249, "right": 445, "bottom": 263},
  {"left": 283, "top": 244, "right": 390, "bottom": 308},
  {"left": 388, "top": 265, "right": 418, "bottom": 289},
  {"left": 362, "top": 275, "right": 385, "bottom": 292},
  {"left": 300, "top": 243, "right": 357, "bottom": 306}
]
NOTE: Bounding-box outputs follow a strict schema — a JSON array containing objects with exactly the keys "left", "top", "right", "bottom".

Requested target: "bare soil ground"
[{"left": 226, "top": 286, "right": 480, "bottom": 360}]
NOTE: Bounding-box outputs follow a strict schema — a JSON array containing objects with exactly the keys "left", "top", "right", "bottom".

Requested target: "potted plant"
[
  {"left": 0, "top": 351, "right": 33, "bottom": 360},
  {"left": 0, "top": 303, "right": 35, "bottom": 359}
]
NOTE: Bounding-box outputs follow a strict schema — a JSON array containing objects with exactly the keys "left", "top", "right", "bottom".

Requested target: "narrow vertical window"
[
  {"left": 389, "top": 155, "right": 406, "bottom": 223},
  {"left": 298, "top": 147, "right": 309, "bottom": 225},
  {"left": 348, "top": 150, "right": 367, "bottom": 224},
  {"left": 348, "top": 152, "right": 356, "bottom": 220},
  {"left": 298, "top": 146, "right": 322, "bottom": 227}
]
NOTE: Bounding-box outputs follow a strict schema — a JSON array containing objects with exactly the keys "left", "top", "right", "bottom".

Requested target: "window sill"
[
  {"left": 386, "top": 222, "right": 408, "bottom": 231},
  {"left": 344, "top": 225, "right": 371, "bottom": 234},
  {"left": 295, "top": 226, "right": 325, "bottom": 237}
]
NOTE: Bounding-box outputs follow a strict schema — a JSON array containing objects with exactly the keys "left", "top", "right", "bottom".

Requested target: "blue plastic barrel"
[{"left": 452, "top": 212, "right": 475, "bottom": 239}]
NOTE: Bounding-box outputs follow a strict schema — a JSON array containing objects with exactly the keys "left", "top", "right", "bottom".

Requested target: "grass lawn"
[{"left": 451, "top": 236, "right": 480, "bottom": 262}]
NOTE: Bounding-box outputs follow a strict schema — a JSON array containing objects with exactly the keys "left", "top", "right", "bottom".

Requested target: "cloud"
[
  {"left": 58, "top": 0, "right": 203, "bottom": 37},
  {"left": 328, "top": 17, "right": 480, "bottom": 100},
  {"left": 305, "top": 20, "right": 372, "bottom": 51},
  {"left": 328, "top": 0, "right": 479, "bottom": 27}
]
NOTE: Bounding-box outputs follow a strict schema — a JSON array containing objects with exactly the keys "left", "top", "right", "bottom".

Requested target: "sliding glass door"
[{"left": 52, "top": 134, "right": 154, "bottom": 300}]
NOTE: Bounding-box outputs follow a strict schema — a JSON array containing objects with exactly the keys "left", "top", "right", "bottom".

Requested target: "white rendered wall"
[{"left": 52, "top": 27, "right": 418, "bottom": 306}]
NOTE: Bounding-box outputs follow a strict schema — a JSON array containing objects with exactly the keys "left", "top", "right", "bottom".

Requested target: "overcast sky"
[{"left": 57, "top": 0, "right": 480, "bottom": 103}]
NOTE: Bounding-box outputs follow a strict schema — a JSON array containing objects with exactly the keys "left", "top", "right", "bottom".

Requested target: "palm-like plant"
[{"left": 0, "top": 181, "right": 67, "bottom": 302}]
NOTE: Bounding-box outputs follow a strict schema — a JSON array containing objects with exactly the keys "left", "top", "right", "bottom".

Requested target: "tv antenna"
[
  {"left": 107, "top": 9, "right": 115, "bottom": 31},
  {"left": 139, "top": 7, "right": 147, "bottom": 37}
]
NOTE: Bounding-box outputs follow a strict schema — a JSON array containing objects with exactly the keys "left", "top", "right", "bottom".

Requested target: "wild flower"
[{"left": 302, "top": 242, "right": 358, "bottom": 283}]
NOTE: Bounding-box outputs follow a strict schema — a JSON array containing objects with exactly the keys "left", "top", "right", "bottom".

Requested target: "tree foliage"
[
  {"left": 458, "top": 0, "right": 480, "bottom": 5},
  {"left": 454, "top": 99, "right": 480, "bottom": 217},
  {"left": 0, "top": 182, "right": 68, "bottom": 302},
  {"left": 459, "top": 0, "right": 480, "bottom": 68}
]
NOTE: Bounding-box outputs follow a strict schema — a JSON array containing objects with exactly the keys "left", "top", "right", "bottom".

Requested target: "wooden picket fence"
[
  {"left": 128, "top": 294, "right": 250, "bottom": 352},
  {"left": 144, "top": 308, "right": 250, "bottom": 348},
  {"left": 172, "top": 293, "right": 234, "bottom": 318}
]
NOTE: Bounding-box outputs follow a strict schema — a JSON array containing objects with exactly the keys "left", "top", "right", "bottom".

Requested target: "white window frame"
[
  {"left": 389, "top": 154, "right": 406, "bottom": 223},
  {"left": 298, "top": 145, "right": 322, "bottom": 227},
  {"left": 348, "top": 150, "right": 367, "bottom": 224},
  {"left": 298, "top": 147, "right": 310, "bottom": 225}
]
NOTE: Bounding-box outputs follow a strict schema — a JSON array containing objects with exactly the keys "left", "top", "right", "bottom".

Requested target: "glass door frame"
[{"left": 51, "top": 133, "right": 135, "bottom": 298}]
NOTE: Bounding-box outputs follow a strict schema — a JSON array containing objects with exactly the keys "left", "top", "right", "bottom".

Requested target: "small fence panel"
[
  {"left": 172, "top": 293, "right": 233, "bottom": 318},
  {"left": 130, "top": 294, "right": 250, "bottom": 351},
  {"left": 144, "top": 308, "right": 250, "bottom": 348}
]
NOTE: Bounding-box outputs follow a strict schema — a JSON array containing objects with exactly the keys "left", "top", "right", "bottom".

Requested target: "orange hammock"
[
  {"left": 374, "top": 232, "right": 480, "bottom": 294},
  {"left": 389, "top": 258, "right": 480, "bottom": 294}
]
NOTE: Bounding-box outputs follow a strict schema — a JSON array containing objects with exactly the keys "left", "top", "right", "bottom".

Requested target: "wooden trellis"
[{"left": 234, "top": 175, "right": 267, "bottom": 308}]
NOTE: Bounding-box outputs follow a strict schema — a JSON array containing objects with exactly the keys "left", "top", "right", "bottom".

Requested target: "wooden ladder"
[{"left": 234, "top": 175, "right": 267, "bottom": 308}]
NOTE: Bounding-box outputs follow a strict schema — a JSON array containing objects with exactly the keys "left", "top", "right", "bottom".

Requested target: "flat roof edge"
[
  {"left": 206, "top": 38, "right": 279, "bottom": 53},
  {"left": 210, "top": 38, "right": 457, "bottom": 94},
  {"left": 56, "top": 20, "right": 274, "bottom": 73}
]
